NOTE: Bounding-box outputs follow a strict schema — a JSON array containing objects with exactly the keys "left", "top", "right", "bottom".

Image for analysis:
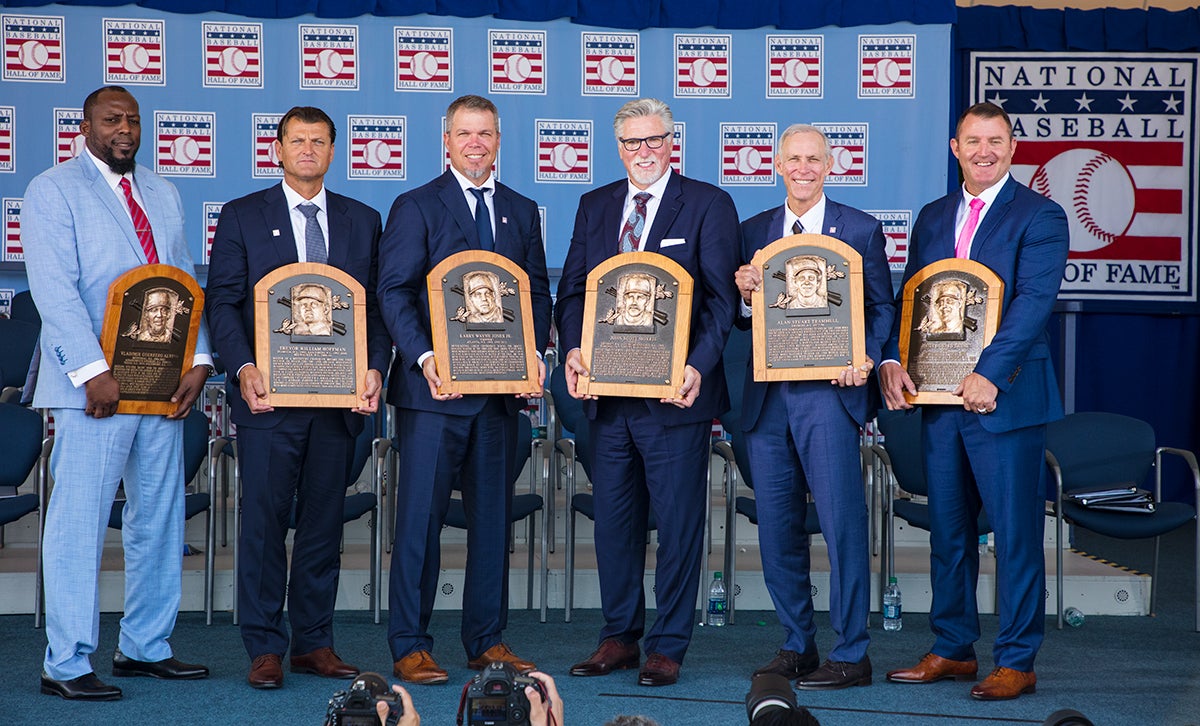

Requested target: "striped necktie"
[
  {"left": 119, "top": 177, "right": 159, "bottom": 264},
  {"left": 298, "top": 203, "right": 327, "bottom": 264}
]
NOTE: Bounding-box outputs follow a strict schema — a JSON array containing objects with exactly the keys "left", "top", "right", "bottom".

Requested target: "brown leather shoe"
[
  {"left": 467, "top": 642, "right": 536, "bottom": 674},
  {"left": 638, "top": 653, "right": 681, "bottom": 687},
  {"left": 570, "top": 638, "right": 640, "bottom": 677},
  {"left": 248, "top": 654, "right": 283, "bottom": 689},
  {"left": 393, "top": 650, "right": 449, "bottom": 685},
  {"left": 290, "top": 647, "right": 359, "bottom": 678},
  {"left": 886, "top": 653, "right": 979, "bottom": 684},
  {"left": 970, "top": 667, "right": 1037, "bottom": 701}
]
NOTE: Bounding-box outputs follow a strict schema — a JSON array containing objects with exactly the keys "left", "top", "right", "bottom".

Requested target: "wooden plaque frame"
[
  {"left": 426, "top": 250, "right": 540, "bottom": 396},
  {"left": 254, "top": 262, "right": 367, "bottom": 408},
  {"left": 899, "top": 258, "right": 1004, "bottom": 405},
  {"left": 101, "top": 264, "right": 205, "bottom": 415},
  {"left": 578, "top": 251, "right": 693, "bottom": 399},
  {"left": 749, "top": 233, "right": 866, "bottom": 382}
]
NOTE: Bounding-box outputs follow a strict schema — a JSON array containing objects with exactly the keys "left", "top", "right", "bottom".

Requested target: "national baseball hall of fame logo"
[
  {"left": 3, "top": 14, "right": 63, "bottom": 83},
  {"left": 675, "top": 34, "right": 730, "bottom": 98},
  {"left": 394, "top": 27, "right": 451, "bottom": 92},
  {"left": 300, "top": 24, "right": 358, "bottom": 90},
  {"left": 54, "top": 108, "right": 83, "bottom": 165},
  {"left": 203, "top": 22, "right": 262, "bottom": 88},
  {"left": 252, "top": 112, "right": 282, "bottom": 179},
  {"left": 972, "top": 53, "right": 1199, "bottom": 302},
  {"left": 202, "top": 202, "right": 223, "bottom": 265},
  {"left": 814, "top": 123, "right": 868, "bottom": 185},
  {"left": 155, "top": 111, "right": 215, "bottom": 177},
  {"left": 720, "top": 123, "right": 775, "bottom": 186},
  {"left": 671, "top": 122, "right": 686, "bottom": 176},
  {"left": 859, "top": 35, "right": 914, "bottom": 98},
  {"left": 536, "top": 120, "right": 591, "bottom": 183},
  {"left": 4, "top": 197, "right": 22, "bottom": 262},
  {"left": 103, "top": 18, "right": 164, "bottom": 86},
  {"left": 0, "top": 106, "right": 13, "bottom": 173},
  {"left": 582, "top": 32, "right": 637, "bottom": 97},
  {"left": 766, "top": 35, "right": 822, "bottom": 99},
  {"left": 349, "top": 116, "right": 405, "bottom": 180},
  {"left": 867, "top": 210, "right": 911, "bottom": 273},
  {"left": 490, "top": 30, "right": 545, "bottom": 95}
]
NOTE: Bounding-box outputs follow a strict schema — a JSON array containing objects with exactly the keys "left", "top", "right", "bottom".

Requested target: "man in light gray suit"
[{"left": 22, "top": 86, "right": 213, "bottom": 700}]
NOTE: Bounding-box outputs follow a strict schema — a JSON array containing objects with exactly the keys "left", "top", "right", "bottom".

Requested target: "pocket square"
[{"left": 661, "top": 237, "right": 686, "bottom": 248}]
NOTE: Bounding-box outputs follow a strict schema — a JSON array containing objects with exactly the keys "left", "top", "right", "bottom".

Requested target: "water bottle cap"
[
  {"left": 888, "top": 576, "right": 898, "bottom": 584},
  {"left": 714, "top": 571, "right": 722, "bottom": 579}
]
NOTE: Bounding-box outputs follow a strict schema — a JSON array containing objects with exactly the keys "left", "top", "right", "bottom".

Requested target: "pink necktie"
[
  {"left": 955, "top": 197, "right": 984, "bottom": 259},
  {"left": 120, "top": 177, "right": 160, "bottom": 264}
]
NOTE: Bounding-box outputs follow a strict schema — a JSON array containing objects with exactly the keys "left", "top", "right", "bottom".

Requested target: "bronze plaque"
[
  {"left": 254, "top": 262, "right": 367, "bottom": 408},
  {"left": 100, "top": 264, "right": 205, "bottom": 415},
  {"left": 427, "top": 250, "right": 540, "bottom": 396},
  {"left": 899, "top": 259, "right": 1004, "bottom": 405},
  {"left": 578, "top": 252, "right": 693, "bottom": 399},
  {"left": 750, "top": 233, "right": 866, "bottom": 382}
]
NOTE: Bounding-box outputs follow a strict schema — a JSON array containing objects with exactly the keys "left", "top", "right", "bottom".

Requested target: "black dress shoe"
[
  {"left": 795, "top": 656, "right": 872, "bottom": 690},
  {"left": 752, "top": 649, "right": 820, "bottom": 680},
  {"left": 41, "top": 672, "right": 122, "bottom": 700},
  {"left": 112, "top": 648, "right": 209, "bottom": 679},
  {"left": 637, "top": 653, "right": 681, "bottom": 687}
]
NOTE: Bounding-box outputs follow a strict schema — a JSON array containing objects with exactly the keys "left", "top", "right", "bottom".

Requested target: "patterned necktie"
[
  {"left": 119, "top": 177, "right": 159, "bottom": 264},
  {"left": 298, "top": 203, "right": 327, "bottom": 264},
  {"left": 619, "top": 192, "right": 652, "bottom": 253},
  {"left": 956, "top": 197, "right": 985, "bottom": 259},
  {"left": 469, "top": 187, "right": 494, "bottom": 251},
  {"left": 792, "top": 219, "right": 804, "bottom": 235}
]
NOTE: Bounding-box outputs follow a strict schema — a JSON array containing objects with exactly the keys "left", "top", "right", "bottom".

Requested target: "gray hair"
[
  {"left": 613, "top": 98, "right": 673, "bottom": 140},
  {"left": 778, "top": 123, "right": 831, "bottom": 160}
]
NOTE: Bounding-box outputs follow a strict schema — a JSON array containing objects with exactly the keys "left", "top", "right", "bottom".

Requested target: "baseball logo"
[
  {"left": 872, "top": 58, "right": 900, "bottom": 87},
  {"left": 363, "top": 139, "right": 391, "bottom": 169},
  {"left": 315, "top": 49, "right": 344, "bottom": 78},
  {"left": 733, "top": 146, "right": 762, "bottom": 175},
  {"left": 266, "top": 142, "right": 279, "bottom": 167},
  {"left": 550, "top": 143, "right": 577, "bottom": 172},
  {"left": 119, "top": 43, "right": 150, "bottom": 73},
  {"left": 503, "top": 54, "right": 532, "bottom": 82},
  {"left": 169, "top": 136, "right": 200, "bottom": 165},
  {"left": 596, "top": 55, "right": 625, "bottom": 85},
  {"left": 18, "top": 40, "right": 49, "bottom": 70},
  {"left": 781, "top": 58, "right": 809, "bottom": 88},
  {"left": 410, "top": 51, "right": 438, "bottom": 81},
  {"left": 69, "top": 133, "right": 86, "bottom": 158},
  {"left": 689, "top": 58, "right": 716, "bottom": 87},
  {"left": 217, "top": 46, "right": 248, "bottom": 76},
  {"left": 1029, "top": 148, "right": 1135, "bottom": 252},
  {"left": 884, "top": 235, "right": 898, "bottom": 258},
  {"left": 830, "top": 146, "right": 854, "bottom": 175}
]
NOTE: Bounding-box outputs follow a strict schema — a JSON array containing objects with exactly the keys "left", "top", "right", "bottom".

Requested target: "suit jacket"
[
  {"left": 377, "top": 170, "right": 552, "bottom": 416},
  {"left": 555, "top": 172, "right": 740, "bottom": 425},
  {"left": 21, "top": 153, "right": 211, "bottom": 410},
  {"left": 882, "top": 175, "right": 1069, "bottom": 433},
  {"left": 738, "top": 200, "right": 895, "bottom": 430},
  {"left": 205, "top": 182, "right": 391, "bottom": 434}
]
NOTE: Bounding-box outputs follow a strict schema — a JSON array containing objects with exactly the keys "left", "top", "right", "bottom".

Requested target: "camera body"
[
  {"left": 459, "top": 661, "right": 546, "bottom": 726},
  {"left": 326, "top": 672, "right": 402, "bottom": 726}
]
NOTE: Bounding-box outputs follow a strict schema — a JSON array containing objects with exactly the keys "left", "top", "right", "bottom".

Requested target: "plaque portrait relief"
[
  {"left": 272, "top": 281, "right": 350, "bottom": 342},
  {"left": 123, "top": 287, "right": 183, "bottom": 344},
  {"left": 917, "top": 278, "right": 978, "bottom": 341},
  {"left": 601, "top": 271, "right": 672, "bottom": 333},
  {"left": 450, "top": 269, "right": 513, "bottom": 329}
]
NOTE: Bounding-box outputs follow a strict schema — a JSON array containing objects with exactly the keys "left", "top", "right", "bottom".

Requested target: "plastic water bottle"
[
  {"left": 705, "top": 572, "right": 728, "bottom": 627},
  {"left": 1064, "top": 606, "right": 1085, "bottom": 628},
  {"left": 883, "top": 577, "right": 902, "bottom": 631}
]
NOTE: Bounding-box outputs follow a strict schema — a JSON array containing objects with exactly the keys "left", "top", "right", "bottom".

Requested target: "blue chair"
[
  {"left": 107, "top": 408, "right": 217, "bottom": 623},
  {"left": 1045, "top": 412, "right": 1200, "bottom": 631},
  {"left": 0, "top": 402, "right": 51, "bottom": 626},
  {"left": 10, "top": 290, "right": 41, "bottom": 326},
  {"left": 0, "top": 318, "right": 39, "bottom": 403}
]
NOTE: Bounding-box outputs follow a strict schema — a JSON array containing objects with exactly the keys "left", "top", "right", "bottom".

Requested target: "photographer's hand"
[
  {"left": 377, "top": 685, "right": 419, "bottom": 726},
  {"left": 525, "top": 671, "right": 563, "bottom": 726}
]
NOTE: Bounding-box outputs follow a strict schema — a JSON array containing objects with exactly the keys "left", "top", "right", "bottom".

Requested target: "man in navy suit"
[
  {"left": 378, "top": 94, "right": 551, "bottom": 685},
  {"left": 733, "top": 124, "right": 894, "bottom": 690},
  {"left": 880, "top": 102, "right": 1068, "bottom": 700},
  {"left": 23, "top": 85, "right": 213, "bottom": 701},
  {"left": 206, "top": 106, "right": 391, "bottom": 689},
  {"left": 557, "top": 98, "right": 739, "bottom": 687}
]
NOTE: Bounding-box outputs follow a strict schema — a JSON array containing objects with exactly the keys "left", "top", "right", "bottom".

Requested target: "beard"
[{"left": 103, "top": 149, "right": 137, "bottom": 175}]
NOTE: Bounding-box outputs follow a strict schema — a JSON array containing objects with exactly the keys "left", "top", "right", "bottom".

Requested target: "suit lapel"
[
  {"left": 134, "top": 169, "right": 170, "bottom": 264},
  {"left": 602, "top": 183, "right": 625, "bottom": 256},
  {"left": 969, "top": 176, "right": 1016, "bottom": 259},
  {"left": 936, "top": 193, "right": 959, "bottom": 260},
  {"left": 437, "top": 172, "right": 479, "bottom": 249},
  {"left": 324, "top": 192, "right": 349, "bottom": 269},
  {"left": 80, "top": 157, "right": 144, "bottom": 261},
  {"left": 643, "top": 173, "right": 682, "bottom": 253},
  {"left": 821, "top": 200, "right": 844, "bottom": 239},
  {"left": 262, "top": 184, "right": 300, "bottom": 265},
  {"left": 491, "top": 186, "right": 515, "bottom": 258}
]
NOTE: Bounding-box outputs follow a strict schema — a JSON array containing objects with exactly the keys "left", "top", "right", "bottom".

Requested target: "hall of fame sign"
[
  {"left": 766, "top": 35, "right": 822, "bottom": 99},
  {"left": 971, "top": 52, "right": 1199, "bottom": 304},
  {"left": 300, "top": 24, "right": 358, "bottom": 90},
  {"left": 251, "top": 112, "right": 282, "bottom": 178},
  {"left": 490, "top": 30, "right": 545, "bottom": 95},
  {"left": 394, "top": 27, "right": 452, "bottom": 92},
  {"left": 155, "top": 111, "right": 215, "bottom": 177},
  {"left": 53, "top": 108, "right": 83, "bottom": 165},
  {"left": 103, "top": 19, "right": 164, "bottom": 86},
  {"left": 0, "top": 106, "right": 12, "bottom": 173},
  {"left": 582, "top": 32, "right": 637, "bottom": 96},
  {"left": 720, "top": 123, "right": 776, "bottom": 186},
  {"left": 3, "top": 14, "right": 64, "bottom": 83},
  {"left": 202, "top": 22, "right": 263, "bottom": 88},
  {"left": 536, "top": 120, "right": 591, "bottom": 183}
]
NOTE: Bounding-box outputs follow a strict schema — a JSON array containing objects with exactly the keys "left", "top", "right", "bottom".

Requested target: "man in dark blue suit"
[
  {"left": 378, "top": 94, "right": 551, "bottom": 685},
  {"left": 557, "top": 98, "right": 739, "bottom": 687},
  {"left": 733, "top": 124, "right": 894, "bottom": 690},
  {"left": 880, "top": 103, "right": 1068, "bottom": 701},
  {"left": 206, "top": 106, "right": 391, "bottom": 689}
]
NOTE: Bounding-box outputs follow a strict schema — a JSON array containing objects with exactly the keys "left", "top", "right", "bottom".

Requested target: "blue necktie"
[
  {"left": 298, "top": 203, "right": 327, "bottom": 264},
  {"left": 792, "top": 219, "right": 804, "bottom": 235},
  {"left": 469, "top": 187, "right": 494, "bottom": 251}
]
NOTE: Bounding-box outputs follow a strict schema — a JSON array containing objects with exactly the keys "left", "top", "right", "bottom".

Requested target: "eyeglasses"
[{"left": 618, "top": 132, "right": 671, "bottom": 152}]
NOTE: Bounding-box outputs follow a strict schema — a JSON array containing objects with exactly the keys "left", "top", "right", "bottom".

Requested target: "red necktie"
[
  {"left": 955, "top": 197, "right": 984, "bottom": 259},
  {"left": 119, "top": 177, "right": 160, "bottom": 264}
]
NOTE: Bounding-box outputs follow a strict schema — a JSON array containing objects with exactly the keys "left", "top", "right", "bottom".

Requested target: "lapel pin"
[
  {"left": 829, "top": 226, "right": 837, "bottom": 234},
  {"left": 501, "top": 216, "right": 508, "bottom": 224},
  {"left": 272, "top": 229, "right": 280, "bottom": 236}
]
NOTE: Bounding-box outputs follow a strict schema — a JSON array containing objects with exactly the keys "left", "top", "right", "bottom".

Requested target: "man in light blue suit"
[
  {"left": 22, "top": 86, "right": 213, "bottom": 700},
  {"left": 880, "top": 102, "right": 1069, "bottom": 701},
  {"left": 733, "top": 124, "right": 894, "bottom": 691}
]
